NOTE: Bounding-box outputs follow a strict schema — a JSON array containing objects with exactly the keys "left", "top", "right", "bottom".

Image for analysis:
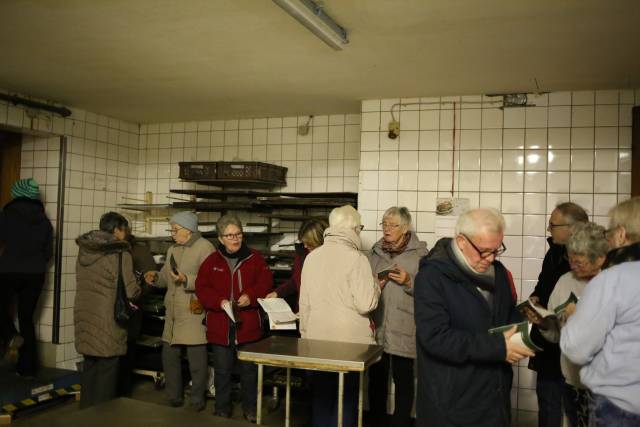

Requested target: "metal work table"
[{"left": 237, "top": 336, "right": 383, "bottom": 427}]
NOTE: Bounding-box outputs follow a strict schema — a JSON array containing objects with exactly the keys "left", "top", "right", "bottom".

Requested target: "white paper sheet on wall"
[{"left": 435, "top": 198, "right": 469, "bottom": 238}]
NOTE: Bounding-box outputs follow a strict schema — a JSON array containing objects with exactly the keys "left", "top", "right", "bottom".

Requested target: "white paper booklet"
[
  {"left": 221, "top": 300, "right": 236, "bottom": 323},
  {"left": 258, "top": 298, "right": 298, "bottom": 330}
]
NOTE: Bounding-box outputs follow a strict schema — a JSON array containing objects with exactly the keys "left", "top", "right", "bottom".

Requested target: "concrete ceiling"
[{"left": 0, "top": 0, "right": 638, "bottom": 123}]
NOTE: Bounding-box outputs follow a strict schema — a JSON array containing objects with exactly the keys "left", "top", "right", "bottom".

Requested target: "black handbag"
[{"left": 114, "top": 252, "right": 134, "bottom": 327}]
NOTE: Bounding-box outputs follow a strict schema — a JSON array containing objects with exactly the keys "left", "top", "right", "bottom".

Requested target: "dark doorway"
[
  {"left": 0, "top": 131, "right": 22, "bottom": 207},
  {"left": 632, "top": 106, "right": 639, "bottom": 197}
]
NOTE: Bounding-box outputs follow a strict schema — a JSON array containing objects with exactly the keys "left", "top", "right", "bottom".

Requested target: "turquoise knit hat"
[{"left": 11, "top": 178, "right": 40, "bottom": 200}]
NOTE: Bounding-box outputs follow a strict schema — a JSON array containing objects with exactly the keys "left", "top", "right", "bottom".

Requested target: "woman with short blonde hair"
[
  {"left": 299, "top": 205, "right": 381, "bottom": 427},
  {"left": 265, "top": 218, "right": 329, "bottom": 311}
]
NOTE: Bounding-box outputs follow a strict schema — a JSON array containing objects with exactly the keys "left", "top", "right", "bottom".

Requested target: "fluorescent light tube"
[{"left": 273, "top": 0, "right": 348, "bottom": 50}]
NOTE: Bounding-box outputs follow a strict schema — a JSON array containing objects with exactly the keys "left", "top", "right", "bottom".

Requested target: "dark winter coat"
[
  {"left": 196, "top": 245, "right": 272, "bottom": 346},
  {"left": 414, "top": 238, "right": 521, "bottom": 427},
  {"left": 528, "top": 237, "right": 570, "bottom": 379},
  {"left": 0, "top": 198, "right": 53, "bottom": 273},
  {"left": 74, "top": 231, "right": 140, "bottom": 357}
]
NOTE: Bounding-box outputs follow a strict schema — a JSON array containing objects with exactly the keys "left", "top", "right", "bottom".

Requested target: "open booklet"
[
  {"left": 489, "top": 321, "right": 543, "bottom": 352},
  {"left": 221, "top": 300, "right": 242, "bottom": 324},
  {"left": 257, "top": 298, "right": 298, "bottom": 330},
  {"left": 516, "top": 292, "right": 579, "bottom": 329}
]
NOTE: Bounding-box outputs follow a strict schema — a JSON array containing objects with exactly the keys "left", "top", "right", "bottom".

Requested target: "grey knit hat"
[
  {"left": 11, "top": 178, "right": 40, "bottom": 200},
  {"left": 169, "top": 211, "right": 198, "bottom": 232}
]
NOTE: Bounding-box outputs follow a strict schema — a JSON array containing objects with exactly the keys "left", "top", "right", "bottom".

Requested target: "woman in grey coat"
[
  {"left": 145, "top": 211, "right": 214, "bottom": 411},
  {"left": 367, "top": 207, "right": 428, "bottom": 427},
  {"left": 75, "top": 212, "right": 141, "bottom": 408}
]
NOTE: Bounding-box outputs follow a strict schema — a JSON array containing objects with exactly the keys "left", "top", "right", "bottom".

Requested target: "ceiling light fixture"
[{"left": 273, "top": 0, "right": 348, "bottom": 50}]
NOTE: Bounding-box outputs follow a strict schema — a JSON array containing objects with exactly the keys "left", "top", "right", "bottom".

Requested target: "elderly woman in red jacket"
[{"left": 195, "top": 214, "right": 272, "bottom": 423}]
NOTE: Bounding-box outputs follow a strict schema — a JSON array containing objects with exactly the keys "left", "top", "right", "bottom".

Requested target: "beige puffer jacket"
[
  {"left": 368, "top": 232, "right": 428, "bottom": 358},
  {"left": 157, "top": 232, "right": 214, "bottom": 345},
  {"left": 299, "top": 227, "right": 381, "bottom": 345},
  {"left": 74, "top": 231, "right": 141, "bottom": 357}
]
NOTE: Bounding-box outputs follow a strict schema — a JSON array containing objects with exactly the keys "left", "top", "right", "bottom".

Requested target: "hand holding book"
[
  {"left": 503, "top": 325, "right": 536, "bottom": 364},
  {"left": 220, "top": 299, "right": 243, "bottom": 324},
  {"left": 490, "top": 321, "right": 542, "bottom": 353},
  {"left": 518, "top": 293, "right": 579, "bottom": 330}
]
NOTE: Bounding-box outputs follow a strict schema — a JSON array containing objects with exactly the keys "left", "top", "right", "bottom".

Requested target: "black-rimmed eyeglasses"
[{"left": 462, "top": 234, "right": 507, "bottom": 259}]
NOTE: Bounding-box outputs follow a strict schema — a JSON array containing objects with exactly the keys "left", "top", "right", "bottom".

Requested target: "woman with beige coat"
[
  {"left": 145, "top": 211, "right": 214, "bottom": 411},
  {"left": 299, "top": 205, "right": 381, "bottom": 427}
]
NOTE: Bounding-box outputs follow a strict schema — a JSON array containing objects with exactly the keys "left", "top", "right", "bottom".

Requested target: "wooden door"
[
  {"left": 632, "top": 106, "right": 639, "bottom": 197},
  {"left": 0, "top": 131, "right": 22, "bottom": 207}
]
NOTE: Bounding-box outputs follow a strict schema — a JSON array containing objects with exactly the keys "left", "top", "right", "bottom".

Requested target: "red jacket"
[
  {"left": 273, "top": 253, "right": 305, "bottom": 312},
  {"left": 196, "top": 247, "right": 273, "bottom": 346}
]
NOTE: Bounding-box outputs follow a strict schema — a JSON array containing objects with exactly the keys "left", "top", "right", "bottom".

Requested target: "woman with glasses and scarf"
[
  {"left": 196, "top": 214, "right": 272, "bottom": 423},
  {"left": 562, "top": 197, "right": 640, "bottom": 426},
  {"left": 144, "top": 211, "right": 214, "bottom": 411},
  {"left": 525, "top": 222, "right": 609, "bottom": 427},
  {"left": 367, "top": 207, "right": 427, "bottom": 427}
]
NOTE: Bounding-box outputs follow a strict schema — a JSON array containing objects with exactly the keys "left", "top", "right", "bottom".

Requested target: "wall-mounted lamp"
[{"left": 273, "top": 0, "right": 348, "bottom": 50}]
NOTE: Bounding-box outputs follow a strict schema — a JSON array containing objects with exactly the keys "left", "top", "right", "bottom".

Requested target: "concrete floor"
[{"left": 9, "top": 374, "right": 539, "bottom": 426}]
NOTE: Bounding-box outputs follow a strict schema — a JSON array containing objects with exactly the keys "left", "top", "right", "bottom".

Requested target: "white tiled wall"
[
  {"left": 137, "top": 114, "right": 361, "bottom": 197},
  {"left": 2, "top": 87, "right": 638, "bottom": 403},
  {"left": 358, "top": 90, "right": 638, "bottom": 412},
  {"left": 0, "top": 93, "right": 139, "bottom": 369},
  {"left": 135, "top": 115, "right": 361, "bottom": 236}
]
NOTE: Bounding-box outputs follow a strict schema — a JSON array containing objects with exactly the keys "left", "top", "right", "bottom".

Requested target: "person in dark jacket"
[
  {"left": 74, "top": 212, "right": 141, "bottom": 409},
  {"left": 0, "top": 178, "right": 52, "bottom": 377},
  {"left": 529, "top": 202, "right": 588, "bottom": 427},
  {"left": 196, "top": 214, "right": 272, "bottom": 423},
  {"left": 264, "top": 218, "right": 328, "bottom": 312},
  {"left": 414, "top": 208, "right": 533, "bottom": 427},
  {"left": 117, "top": 227, "right": 157, "bottom": 396}
]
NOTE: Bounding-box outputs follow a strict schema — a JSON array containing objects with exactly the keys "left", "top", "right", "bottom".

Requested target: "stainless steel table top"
[{"left": 237, "top": 336, "right": 384, "bottom": 372}]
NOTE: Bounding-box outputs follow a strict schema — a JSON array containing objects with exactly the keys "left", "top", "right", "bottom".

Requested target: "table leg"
[
  {"left": 358, "top": 371, "right": 364, "bottom": 427},
  {"left": 257, "top": 364, "right": 263, "bottom": 425},
  {"left": 285, "top": 367, "right": 291, "bottom": 427},
  {"left": 338, "top": 371, "right": 344, "bottom": 427}
]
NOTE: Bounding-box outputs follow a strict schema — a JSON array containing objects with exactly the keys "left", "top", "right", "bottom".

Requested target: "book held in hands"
[
  {"left": 257, "top": 298, "right": 298, "bottom": 330},
  {"left": 489, "top": 321, "right": 543, "bottom": 352},
  {"left": 221, "top": 300, "right": 242, "bottom": 324},
  {"left": 516, "top": 292, "right": 579, "bottom": 329}
]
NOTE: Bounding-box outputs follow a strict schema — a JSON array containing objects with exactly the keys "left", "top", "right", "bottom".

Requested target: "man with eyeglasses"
[
  {"left": 414, "top": 208, "right": 532, "bottom": 427},
  {"left": 528, "top": 202, "right": 588, "bottom": 427}
]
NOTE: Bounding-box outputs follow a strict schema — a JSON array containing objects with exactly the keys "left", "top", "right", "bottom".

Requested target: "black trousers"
[
  {"left": 117, "top": 310, "right": 143, "bottom": 397},
  {"left": 211, "top": 342, "right": 258, "bottom": 415},
  {"left": 0, "top": 272, "right": 44, "bottom": 376},
  {"left": 536, "top": 374, "right": 564, "bottom": 427},
  {"left": 311, "top": 370, "right": 360, "bottom": 427},
  {"left": 368, "top": 352, "right": 415, "bottom": 427},
  {"left": 80, "top": 356, "right": 120, "bottom": 409}
]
